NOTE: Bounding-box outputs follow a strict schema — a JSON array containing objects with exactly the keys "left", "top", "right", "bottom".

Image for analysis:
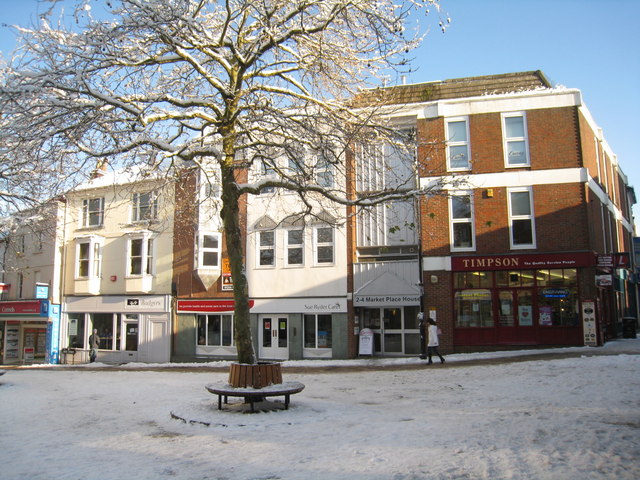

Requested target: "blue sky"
[{"left": 1, "top": 0, "right": 639, "bottom": 228}]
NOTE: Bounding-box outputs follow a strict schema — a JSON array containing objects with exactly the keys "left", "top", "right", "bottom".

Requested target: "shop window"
[
  {"left": 304, "top": 314, "right": 332, "bottom": 348},
  {"left": 91, "top": 313, "right": 119, "bottom": 351},
  {"left": 450, "top": 192, "right": 475, "bottom": 251},
  {"left": 454, "top": 271, "right": 492, "bottom": 289},
  {"left": 286, "top": 228, "right": 304, "bottom": 266},
  {"left": 537, "top": 268, "right": 579, "bottom": 326},
  {"left": 81, "top": 197, "right": 104, "bottom": 227},
  {"left": 502, "top": 112, "right": 529, "bottom": 167},
  {"left": 314, "top": 226, "right": 334, "bottom": 265},
  {"left": 258, "top": 230, "right": 275, "bottom": 267},
  {"left": 455, "top": 289, "right": 494, "bottom": 327},
  {"left": 446, "top": 117, "right": 471, "bottom": 171},
  {"left": 197, "top": 314, "right": 233, "bottom": 346},
  {"left": 67, "top": 313, "right": 86, "bottom": 348},
  {"left": 496, "top": 270, "right": 535, "bottom": 287},
  {"left": 508, "top": 187, "right": 535, "bottom": 249}
]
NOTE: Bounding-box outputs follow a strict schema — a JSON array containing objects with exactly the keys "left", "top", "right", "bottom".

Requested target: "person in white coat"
[{"left": 427, "top": 319, "right": 445, "bottom": 364}]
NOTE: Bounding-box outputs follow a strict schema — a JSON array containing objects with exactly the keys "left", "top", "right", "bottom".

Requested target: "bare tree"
[{"left": 0, "top": 0, "right": 449, "bottom": 364}]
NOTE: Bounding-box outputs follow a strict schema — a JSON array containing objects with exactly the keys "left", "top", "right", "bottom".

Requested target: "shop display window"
[
  {"left": 68, "top": 313, "right": 86, "bottom": 348},
  {"left": 197, "top": 314, "right": 233, "bottom": 347},
  {"left": 454, "top": 289, "right": 494, "bottom": 327},
  {"left": 304, "top": 314, "right": 332, "bottom": 349}
]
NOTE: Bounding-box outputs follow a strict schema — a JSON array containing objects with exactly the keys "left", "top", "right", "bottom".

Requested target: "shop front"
[
  {"left": 0, "top": 300, "right": 60, "bottom": 365},
  {"left": 175, "top": 299, "right": 243, "bottom": 361},
  {"left": 251, "top": 297, "right": 348, "bottom": 361},
  {"left": 174, "top": 297, "right": 348, "bottom": 361},
  {"left": 63, "top": 295, "right": 171, "bottom": 364},
  {"left": 451, "top": 252, "right": 597, "bottom": 348},
  {"left": 353, "top": 262, "right": 423, "bottom": 356}
]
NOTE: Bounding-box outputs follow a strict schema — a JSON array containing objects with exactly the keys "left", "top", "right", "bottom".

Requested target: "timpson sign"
[{"left": 452, "top": 252, "right": 597, "bottom": 272}]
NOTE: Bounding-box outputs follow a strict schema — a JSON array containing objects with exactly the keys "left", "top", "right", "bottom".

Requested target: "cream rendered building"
[{"left": 60, "top": 168, "right": 174, "bottom": 363}]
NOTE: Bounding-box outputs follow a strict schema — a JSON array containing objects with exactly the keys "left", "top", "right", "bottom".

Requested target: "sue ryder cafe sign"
[{"left": 451, "top": 252, "right": 597, "bottom": 272}]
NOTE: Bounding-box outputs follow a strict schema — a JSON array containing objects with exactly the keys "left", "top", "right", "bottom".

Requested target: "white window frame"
[
  {"left": 257, "top": 230, "right": 276, "bottom": 268},
  {"left": 508, "top": 186, "right": 536, "bottom": 249},
  {"left": 285, "top": 228, "right": 305, "bottom": 267},
  {"left": 81, "top": 197, "right": 105, "bottom": 228},
  {"left": 445, "top": 117, "right": 471, "bottom": 171},
  {"left": 502, "top": 112, "right": 530, "bottom": 167},
  {"left": 75, "top": 236, "right": 102, "bottom": 279},
  {"left": 197, "top": 232, "right": 221, "bottom": 270},
  {"left": 131, "top": 191, "right": 158, "bottom": 222},
  {"left": 313, "top": 226, "right": 334, "bottom": 266},
  {"left": 126, "top": 233, "right": 155, "bottom": 277},
  {"left": 449, "top": 191, "right": 475, "bottom": 252}
]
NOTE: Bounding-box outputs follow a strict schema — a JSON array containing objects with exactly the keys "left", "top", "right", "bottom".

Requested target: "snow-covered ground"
[{"left": 1, "top": 339, "right": 639, "bottom": 480}]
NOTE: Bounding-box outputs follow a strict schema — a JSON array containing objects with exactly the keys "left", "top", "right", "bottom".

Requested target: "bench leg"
[
  {"left": 284, "top": 394, "right": 290, "bottom": 410},
  {"left": 217, "top": 394, "right": 222, "bottom": 410}
]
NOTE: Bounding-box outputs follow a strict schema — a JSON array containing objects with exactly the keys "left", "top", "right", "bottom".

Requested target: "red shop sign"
[
  {"left": 0, "top": 300, "right": 49, "bottom": 316},
  {"left": 177, "top": 299, "right": 254, "bottom": 313},
  {"left": 452, "top": 252, "right": 597, "bottom": 272}
]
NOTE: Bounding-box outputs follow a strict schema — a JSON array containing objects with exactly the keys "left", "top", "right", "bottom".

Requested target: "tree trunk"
[{"left": 220, "top": 131, "right": 256, "bottom": 365}]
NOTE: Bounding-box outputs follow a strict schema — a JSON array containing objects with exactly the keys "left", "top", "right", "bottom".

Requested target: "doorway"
[
  {"left": 497, "top": 289, "right": 535, "bottom": 344},
  {"left": 259, "top": 315, "right": 289, "bottom": 360}
]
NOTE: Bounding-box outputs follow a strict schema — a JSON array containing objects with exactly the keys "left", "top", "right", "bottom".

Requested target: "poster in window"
[
  {"left": 539, "top": 306, "right": 553, "bottom": 326},
  {"left": 519, "top": 305, "right": 533, "bottom": 326}
]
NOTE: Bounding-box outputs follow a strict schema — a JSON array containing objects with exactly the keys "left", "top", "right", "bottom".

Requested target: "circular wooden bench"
[{"left": 205, "top": 381, "right": 305, "bottom": 412}]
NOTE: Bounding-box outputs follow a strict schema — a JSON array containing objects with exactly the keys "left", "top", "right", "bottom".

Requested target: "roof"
[{"left": 353, "top": 70, "right": 554, "bottom": 107}]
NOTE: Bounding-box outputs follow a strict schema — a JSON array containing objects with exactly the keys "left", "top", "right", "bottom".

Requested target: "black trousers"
[{"left": 427, "top": 346, "right": 444, "bottom": 362}]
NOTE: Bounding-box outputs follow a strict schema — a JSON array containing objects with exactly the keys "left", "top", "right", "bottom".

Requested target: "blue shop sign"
[{"left": 543, "top": 288, "right": 570, "bottom": 298}]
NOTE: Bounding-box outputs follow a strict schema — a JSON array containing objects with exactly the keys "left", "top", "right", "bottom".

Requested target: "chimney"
[{"left": 90, "top": 158, "right": 108, "bottom": 179}]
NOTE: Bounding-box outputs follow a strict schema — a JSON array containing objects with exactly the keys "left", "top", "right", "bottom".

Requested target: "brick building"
[
  {"left": 409, "top": 71, "right": 635, "bottom": 352},
  {"left": 347, "top": 71, "right": 636, "bottom": 355}
]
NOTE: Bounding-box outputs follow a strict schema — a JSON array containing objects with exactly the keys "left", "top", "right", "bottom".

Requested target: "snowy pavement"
[{"left": 1, "top": 339, "right": 639, "bottom": 480}]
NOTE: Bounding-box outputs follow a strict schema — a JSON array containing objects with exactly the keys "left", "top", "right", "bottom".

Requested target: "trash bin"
[{"left": 622, "top": 317, "right": 637, "bottom": 338}]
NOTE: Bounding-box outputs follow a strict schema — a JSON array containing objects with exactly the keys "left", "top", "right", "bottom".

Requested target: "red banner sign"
[
  {"left": 177, "top": 299, "right": 254, "bottom": 313},
  {"left": 452, "top": 252, "right": 597, "bottom": 272},
  {"left": 0, "top": 300, "right": 49, "bottom": 316}
]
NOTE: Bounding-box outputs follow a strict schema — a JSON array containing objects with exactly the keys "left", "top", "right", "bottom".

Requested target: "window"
[
  {"left": 128, "top": 235, "right": 154, "bottom": 276},
  {"left": 314, "top": 226, "right": 334, "bottom": 264},
  {"left": 17, "top": 273, "right": 24, "bottom": 298},
  {"left": 258, "top": 230, "right": 275, "bottom": 267},
  {"left": 446, "top": 117, "right": 470, "bottom": 170},
  {"left": 132, "top": 191, "right": 158, "bottom": 222},
  {"left": 304, "top": 314, "right": 332, "bottom": 348},
  {"left": 197, "top": 232, "right": 221, "bottom": 269},
  {"left": 197, "top": 314, "right": 233, "bottom": 346},
  {"left": 91, "top": 313, "right": 118, "bottom": 350},
  {"left": 76, "top": 237, "right": 102, "bottom": 278},
  {"left": 67, "top": 313, "right": 86, "bottom": 348},
  {"left": 286, "top": 229, "right": 304, "bottom": 266},
  {"left": 81, "top": 197, "right": 104, "bottom": 227},
  {"left": 449, "top": 193, "right": 475, "bottom": 251},
  {"left": 508, "top": 187, "right": 535, "bottom": 248},
  {"left": 315, "top": 153, "right": 334, "bottom": 188},
  {"left": 260, "top": 161, "right": 277, "bottom": 194},
  {"left": 502, "top": 112, "right": 529, "bottom": 167}
]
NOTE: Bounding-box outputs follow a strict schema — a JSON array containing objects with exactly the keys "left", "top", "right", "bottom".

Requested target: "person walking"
[
  {"left": 426, "top": 319, "right": 445, "bottom": 364},
  {"left": 89, "top": 329, "right": 100, "bottom": 363}
]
